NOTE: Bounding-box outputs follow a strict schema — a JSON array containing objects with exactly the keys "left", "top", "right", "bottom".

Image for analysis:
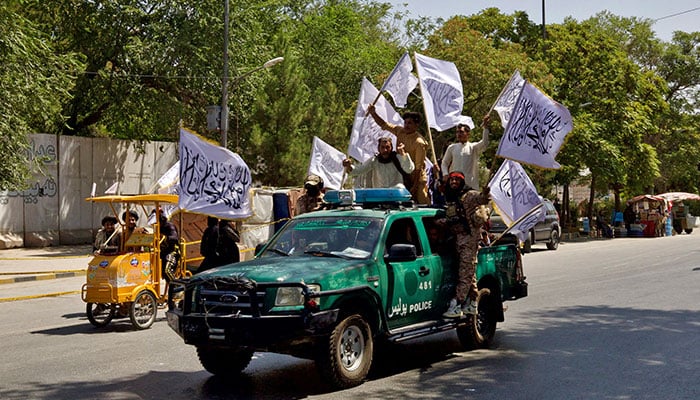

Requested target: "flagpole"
[
  {"left": 413, "top": 53, "right": 439, "bottom": 170},
  {"left": 485, "top": 73, "right": 520, "bottom": 182},
  {"left": 487, "top": 75, "right": 528, "bottom": 183},
  {"left": 488, "top": 70, "right": 519, "bottom": 115},
  {"left": 491, "top": 202, "right": 545, "bottom": 246}
]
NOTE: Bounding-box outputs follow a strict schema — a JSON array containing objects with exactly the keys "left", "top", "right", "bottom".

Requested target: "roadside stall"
[
  {"left": 658, "top": 192, "right": 700, "bottom": 235},
  {"left": 627, "top": 195, "right": 668, "bottom": 237}
]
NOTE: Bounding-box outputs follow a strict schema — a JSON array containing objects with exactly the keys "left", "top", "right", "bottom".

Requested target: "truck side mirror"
[{"left": 385, "top": 244, "right": 417, "bottom": 262}]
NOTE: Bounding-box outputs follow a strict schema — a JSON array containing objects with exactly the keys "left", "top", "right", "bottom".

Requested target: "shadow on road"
[
  {"left": 30, "top": 315, "right": 169, "bottom": 335},
  {"left": 6, "top": 305, "right": 699, "bottom": 399}
]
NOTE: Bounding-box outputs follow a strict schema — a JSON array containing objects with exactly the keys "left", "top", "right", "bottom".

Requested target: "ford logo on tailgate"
[{"left": 220, "top": 294, "right": 239, "bottom": 303}]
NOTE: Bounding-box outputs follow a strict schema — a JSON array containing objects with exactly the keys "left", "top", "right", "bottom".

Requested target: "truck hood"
[{"left": 191, "top": 256, "right": 372, "bottom": 284}]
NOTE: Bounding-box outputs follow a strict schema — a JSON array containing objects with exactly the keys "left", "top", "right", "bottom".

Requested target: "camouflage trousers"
[{"left": 452, "top": 224, "right": 479, "bottom": 303}]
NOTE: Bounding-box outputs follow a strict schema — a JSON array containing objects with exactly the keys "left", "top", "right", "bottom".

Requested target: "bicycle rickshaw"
[{"left": 82, "top": 194, "right": 192, "bottom": 330}]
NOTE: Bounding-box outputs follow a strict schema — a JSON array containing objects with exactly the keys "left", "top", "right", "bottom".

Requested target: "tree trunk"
[
  {"left": 587, "top": 174, "right": 596, "bottom": 225},
  {"left": 562, "top": 184, "right": 570, "bottom": 228}
]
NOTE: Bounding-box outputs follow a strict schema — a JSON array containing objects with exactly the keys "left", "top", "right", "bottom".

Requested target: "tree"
[
  {"left": 0, "top": 3, "right": 83, "bottom": 190},
  {"left": 21, "top": 0, "right": 279, "bottom": 141},
  {"left": 420, "top": 11, "right": 550, "bottom": 168},
  {"left": 244, "top": 0, "right": 402, "bottom": 185}
]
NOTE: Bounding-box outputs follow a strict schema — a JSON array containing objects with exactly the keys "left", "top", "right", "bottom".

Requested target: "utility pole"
[
  {"left": 541, "top": 0, "right": 547, "bottom": 39},
  {"left": 221, "top": 0, "right": 230, "bottom": 148}
]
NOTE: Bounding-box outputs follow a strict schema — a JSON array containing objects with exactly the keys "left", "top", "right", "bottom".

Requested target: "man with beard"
[
  {"left": 440, "top": 171, "right": 491, "bottom": 318},
  {"left": 367, "top": 104, "right": 428, "bottom": 203},
  {"left": 343, "top": 137, "right": 414, "bottom": 188}
]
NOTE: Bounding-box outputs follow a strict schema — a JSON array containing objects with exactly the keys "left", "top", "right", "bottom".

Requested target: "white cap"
[{"left": 455, "top": 115, "right": 475, "bottom": 130}]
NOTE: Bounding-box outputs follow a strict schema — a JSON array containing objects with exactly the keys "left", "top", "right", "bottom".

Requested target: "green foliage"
[
  {"left": 421, "top": 11, "right": 550, "bottom": 164},
  {"left": 0, "top": 4, "right": 83, "bottom": 190},
  {"left": 537, "top": 18, "right": 664, "bottom": 199},
  {"left": 243, "top": 0, "right": 401, "bottom": 185},
  {"left": 4, "top": 0, "right": 697, "bottom": 199}
]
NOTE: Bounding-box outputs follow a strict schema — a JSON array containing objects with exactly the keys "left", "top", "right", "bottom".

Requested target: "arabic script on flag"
[
  {"left": 178, "top": 128, "right": 252, "bottom": 219},
  {"left": 496, "top": 82, "right": 573, "bottom": 169}
]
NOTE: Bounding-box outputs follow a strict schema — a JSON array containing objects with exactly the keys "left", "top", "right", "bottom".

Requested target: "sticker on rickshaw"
[
  {"left": 130, "top": 258, "right": 138, "bottom": 266},
  {"left": 99, "top": 260, "right": 109, "bottom": 267}
]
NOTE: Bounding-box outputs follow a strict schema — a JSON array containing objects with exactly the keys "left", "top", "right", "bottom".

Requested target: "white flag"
[
  {"left": 308, "top": 137, "right": 346, "bottom": 190},
  {"left": 508, "top": 203, "right": 546, "bottom": 242},
  {"left": 382, "top": 52, "right": 419, "bottom": 108},
  {"left": 104, "top": 182, "right": 118, "bottom": 194},
  {"left": 488, "top": 160, "right": 543, "bottom": 226},
  {"left": 496, "top": 82, "right": 573, "bottom": 169},
  {"left": 178, "top": 128, "right": 252, "bottom": 219},
  {"left": 492, "top": 70, "right": 525, "bottom": 130},
  {"left": 348, "top": 77, "right": 401, "bottom": 163},
  {"left": 156, "top": 161, "right": 180, "bottom": 194},
  {"left": 414, "top": 52, "right": 464, "bottom": 132}
]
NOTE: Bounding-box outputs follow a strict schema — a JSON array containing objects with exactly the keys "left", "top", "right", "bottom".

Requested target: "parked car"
[{"left": 489, "top": 198, "right": 561, "bottom": 252}]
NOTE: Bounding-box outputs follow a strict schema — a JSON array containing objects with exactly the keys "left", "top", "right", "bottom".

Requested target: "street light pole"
[
  {"left": 541, "top": 0, "right": 547, "bottom": 39},
  {"left": 218, "top": 2, "right": 283, "bottom": 149},
  {"left": 221, "top": 0, "right": 230, "bottom": 147},
  {"left": 219, "top": 56, "right": 283, "bottom": 149}
]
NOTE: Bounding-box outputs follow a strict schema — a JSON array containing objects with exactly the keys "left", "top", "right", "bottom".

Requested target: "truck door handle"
[{"left": 419, "top": 266, "right": 430, "bottom": 277}]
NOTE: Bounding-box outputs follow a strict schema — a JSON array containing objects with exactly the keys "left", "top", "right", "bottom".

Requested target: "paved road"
[{"left": 1, "top": 236, "right": 698, "bottom": 399}]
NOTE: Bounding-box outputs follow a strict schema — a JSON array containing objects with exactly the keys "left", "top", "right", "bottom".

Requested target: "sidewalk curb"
[
  {"left": 0, "top": 270, "right": 86, "bottom": 285},
  {"left": 0, "top": 290, "right": 81, "bottom": 303}
]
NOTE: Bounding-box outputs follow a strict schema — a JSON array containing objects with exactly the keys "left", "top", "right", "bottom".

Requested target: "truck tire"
[
  {"left": 457, "top": 288, "right": 498, "bottom": 350},
  {"left": 86, "top": 303, "right": 115, "bottom": 327},
  {"left": 130, "top": 290, "right": 157, "bottom": 330},
  {"left": 197, "top": 346, "right": 254, "bottom": 376},
  {"left": 316, "top": 314, "right": 373, "bottom": 389}
]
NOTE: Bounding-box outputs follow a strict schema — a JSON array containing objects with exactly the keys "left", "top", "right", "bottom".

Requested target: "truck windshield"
[{"left": 261, "top": 216, "right": 382, "bottom": 259}]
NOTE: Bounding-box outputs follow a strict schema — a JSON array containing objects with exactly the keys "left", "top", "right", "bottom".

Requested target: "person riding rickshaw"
[{"left": 82, "top": 194, "right": 192, "bottom": 330}]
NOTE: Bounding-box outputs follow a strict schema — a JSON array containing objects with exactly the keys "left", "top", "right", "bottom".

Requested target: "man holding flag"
[
  {"left": 441, "top": 114, "right": 491, "bottom": 191},
  {"left": 367, "top": 103, "right": 429, "bottom": 204}
]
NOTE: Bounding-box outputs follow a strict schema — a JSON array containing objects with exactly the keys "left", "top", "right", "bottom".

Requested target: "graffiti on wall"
[{"left": 0, "top": 139, "right": 58, "bottom": 204}]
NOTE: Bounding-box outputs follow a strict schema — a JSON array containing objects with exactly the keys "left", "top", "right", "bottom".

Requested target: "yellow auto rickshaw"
[{"left": 81, "top": 194, "right": 193, "bottom": 330}]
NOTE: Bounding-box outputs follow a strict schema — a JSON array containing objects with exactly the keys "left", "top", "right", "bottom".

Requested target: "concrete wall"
[{"left": 0, "top": 134, "right": 178, "bottom": 249}]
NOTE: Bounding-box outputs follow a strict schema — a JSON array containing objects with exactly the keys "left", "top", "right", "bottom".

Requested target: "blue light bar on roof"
[{"left": 324, "top": 188, "right": 412, "bottom": 205}]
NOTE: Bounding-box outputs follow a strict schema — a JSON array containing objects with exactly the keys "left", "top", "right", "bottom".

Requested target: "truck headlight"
[{"left": 275, "top": 284, "right": 321, "bottom": 306}]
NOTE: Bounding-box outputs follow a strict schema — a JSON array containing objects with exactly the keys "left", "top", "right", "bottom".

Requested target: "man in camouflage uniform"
[
  {"left": 295, "top": 174, "right": 325, "bottom": 215},
  {"left": 441, "top": 171, "right": 491, "bottom": 318}
]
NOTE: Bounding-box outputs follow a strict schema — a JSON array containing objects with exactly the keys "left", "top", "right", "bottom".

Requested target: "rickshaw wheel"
[
  {"left": 130, "top": 290, "right": 157, "bottom": 330},
  {"left": 86, "top": 303, "right": 116, "bottom": 327}
]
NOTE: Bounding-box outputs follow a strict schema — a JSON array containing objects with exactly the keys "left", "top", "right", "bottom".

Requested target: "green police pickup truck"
[{"left": 166, "top": 188, "right": 527, "bottom": 389}]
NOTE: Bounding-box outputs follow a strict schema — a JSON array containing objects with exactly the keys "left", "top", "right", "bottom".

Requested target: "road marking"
[
  {"left": 0, "top": 271, "right": 86, "bottom": 285},
  {"left": 0, "top": 290, "right": 81, "bottom": 303},
  {"left": 0, "top": 255, "right": 91, "bottom": 260},
  {"left": 0, "top": 269, "right": 86, "bottom": 275}
]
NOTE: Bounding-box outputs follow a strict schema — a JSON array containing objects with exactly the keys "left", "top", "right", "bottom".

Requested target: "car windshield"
[{"left": 260, "top": 216, "right": 382, "bottom": 259}]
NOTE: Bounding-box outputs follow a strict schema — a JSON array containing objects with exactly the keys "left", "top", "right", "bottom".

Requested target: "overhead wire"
[{"left": 652, "top": 6, "right": 700, "bottom": 22}]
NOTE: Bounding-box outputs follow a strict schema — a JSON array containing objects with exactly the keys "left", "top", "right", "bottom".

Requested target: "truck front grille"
[{"left": 195, "top": 276, "right": 264, "bottom": 315}]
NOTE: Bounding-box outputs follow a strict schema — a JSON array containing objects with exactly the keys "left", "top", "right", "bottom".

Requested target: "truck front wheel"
[
  {"left": 197, "top": 346, "right": 254, "bottom": 377},
  {"left": 457, "top": 288, "right": 498, "bottom": 350},
  {"left": 316, "top": 314, "right": 373, "bottom": 389}
]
